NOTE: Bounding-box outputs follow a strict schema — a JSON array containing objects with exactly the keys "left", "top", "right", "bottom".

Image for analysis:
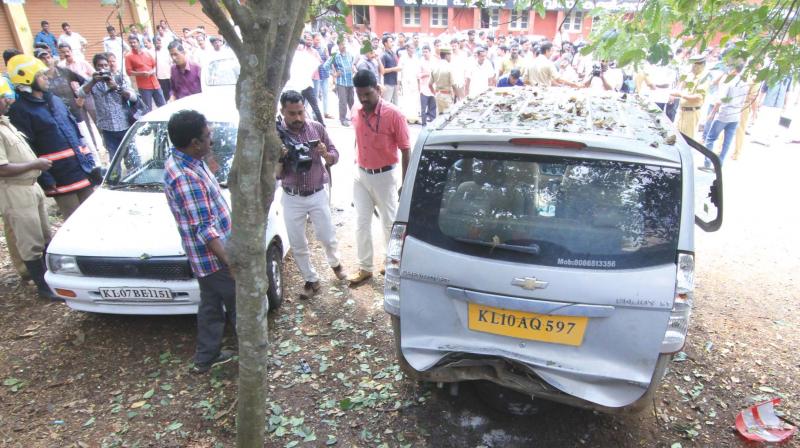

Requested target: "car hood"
[{"left": 48, "top": 188, "right": 188, "bottom": 258}]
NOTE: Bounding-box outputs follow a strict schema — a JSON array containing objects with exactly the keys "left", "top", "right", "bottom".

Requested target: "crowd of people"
[{"left": 298, "top": 26, "right": 797, "bottom": 156}]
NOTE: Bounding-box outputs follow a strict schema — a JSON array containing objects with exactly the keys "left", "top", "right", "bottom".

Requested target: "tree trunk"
[{"left": 197, "top": 1, "right": 311, "bottom": 446}]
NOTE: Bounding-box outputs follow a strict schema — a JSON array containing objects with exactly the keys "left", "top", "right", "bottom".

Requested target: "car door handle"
[{"left": 446, "top": 287, "right": 615, "bottom": 317}]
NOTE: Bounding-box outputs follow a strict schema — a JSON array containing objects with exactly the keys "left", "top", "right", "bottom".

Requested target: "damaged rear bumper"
[{"left": 390, "top": 316, "right": 670, "bottom": 414}]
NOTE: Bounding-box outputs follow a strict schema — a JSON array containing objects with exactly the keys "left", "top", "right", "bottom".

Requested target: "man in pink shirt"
[
  {"left": 125, "top": 34, "right": 166, "bottom": 110},
  {"left": 348, "top": 69, "right": 410, "bottom": 286}
]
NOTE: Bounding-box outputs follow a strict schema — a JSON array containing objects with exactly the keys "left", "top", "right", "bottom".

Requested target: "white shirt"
[
  {"left": 468, "top": 59, "right": 496, "bottom": 96},
  {"left": 284, "top": 49, "right": 317, "bottom": 92},
  {"left": 103, "top": 37, "right": 130, "bottom": 66},
  {"left": 154, "top": 46, "right": 173, "bottom": 79},
  {"left": 59, "top": 32, "right": 88, "bottom": 60}
]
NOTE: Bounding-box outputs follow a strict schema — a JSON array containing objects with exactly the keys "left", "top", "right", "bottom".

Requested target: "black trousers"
[
  {"left": 158, "top": 78, "right": 171, "bottom": 101},
  {"left": 195, "top": 267, "right": 236, "bottom": 365},
  {"left": 301, "top": 86, "right": 325, "bottom": 125}
]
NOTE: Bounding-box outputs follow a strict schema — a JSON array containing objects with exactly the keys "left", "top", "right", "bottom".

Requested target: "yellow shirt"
[
  {"left": 0, "top": 116, "right": 40, "bottom": 182},
  {"left": 431, "top": 60, "right": 453, "bottom": 92}
]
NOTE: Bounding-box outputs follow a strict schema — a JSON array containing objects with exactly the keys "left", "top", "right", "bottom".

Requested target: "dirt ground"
[{"left": 1, "top": 134, "right": 799, "bottom": 448}]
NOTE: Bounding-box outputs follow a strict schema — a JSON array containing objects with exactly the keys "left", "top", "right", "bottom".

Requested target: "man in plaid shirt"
[
  {"left": 325, "top": 39, "right": 356, "bottom": 126},
  {"left": 163, "top": 110, "right": 235, "bottom": 374}
]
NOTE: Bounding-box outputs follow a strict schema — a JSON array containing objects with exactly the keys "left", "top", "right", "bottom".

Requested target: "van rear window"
[{"left": 407, "top": 150, "right": 681, "bottom": 269}]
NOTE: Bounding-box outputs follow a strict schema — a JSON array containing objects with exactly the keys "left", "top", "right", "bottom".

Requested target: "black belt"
[
  {"left": 681, "top": 106, "right": 701, "bottom": 111},
  {"left": 283, "top": 186, "right": 324, "bottom": 197},
  {"left": 359, "top": 165, "right": 394, "bottom": 174}
]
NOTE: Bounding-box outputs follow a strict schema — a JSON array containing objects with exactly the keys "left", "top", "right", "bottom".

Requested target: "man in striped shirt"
[
  {"left": 276, "top": 90, "right": 347, "bottom": 300},
  {"left": 325, "top": 40, "right": 356, "bottom": 126},
  {"left": 163, "top": 110, "right": 234, "bottom": 374}
]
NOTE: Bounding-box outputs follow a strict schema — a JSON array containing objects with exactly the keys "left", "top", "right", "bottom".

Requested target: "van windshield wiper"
[
  {"left": 107, "top": 182, "right": 164, "bottom": 190},
  {"left": 454, "top": 237, "right": 542, "bottom": 255}
]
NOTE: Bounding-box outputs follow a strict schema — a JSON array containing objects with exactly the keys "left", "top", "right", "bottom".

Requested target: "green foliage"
[
  {"left": 307, "top": 0, "right": 351, "bottom": 34},
  {"left": 584, "top": 0, "right": 800, "bottom": 85}
]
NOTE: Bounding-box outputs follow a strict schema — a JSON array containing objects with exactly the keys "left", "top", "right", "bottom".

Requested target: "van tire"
[{"left": 266, "top": 242, "right": 284, "bottom": 312}]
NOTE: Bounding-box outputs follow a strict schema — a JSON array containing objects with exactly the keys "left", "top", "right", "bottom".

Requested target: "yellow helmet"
[
  {"left": 0, "top": 77, "right": 13, "bottom": 99},
  {"left": 6, "top": 54, "right": 48, "bottom": 87}
]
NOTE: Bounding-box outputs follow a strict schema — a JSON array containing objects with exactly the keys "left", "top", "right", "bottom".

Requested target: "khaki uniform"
[
  {"left": 676, "top": 71, "right": 709, "bottom": 140},
  {"left": 733, "top": 82, "right": 760, "bottom": 160},
  {"left": 0, "top": 116, "right": 51, "bottom": 261},
  {"left": 431, "top": 61, "right": 454, "bottom": 114}
]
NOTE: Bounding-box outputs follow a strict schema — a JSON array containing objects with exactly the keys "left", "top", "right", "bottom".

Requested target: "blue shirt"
[
  {"left": 381, "top": 50, "right": 398, "bottom": 86},
  {"left": 325, "top": 52, "right": 354, "bottom": 87},
  {"left": 163, "top": 149, "right": 232, "bottom": 278},
  {"left": 35, "top": 31, "right": 59, "bottom": 56},
  {"left": 497, "top": 76, "right": 524, "bottom": 87}
]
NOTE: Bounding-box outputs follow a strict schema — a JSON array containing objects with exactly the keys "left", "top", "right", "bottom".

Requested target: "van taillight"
[
  {"left": 662, "top": 252, "right": 694, "bottom": 353},
  {"left": 383, "top": 223, "right": 407, "bottom": 316},
  {"left": 509, "top": 138, "right": 586, "bottom": 149}
]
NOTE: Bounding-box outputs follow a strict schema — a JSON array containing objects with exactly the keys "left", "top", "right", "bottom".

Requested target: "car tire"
[{"left": 266, "top": 242, "right": 284, "bottom": 312}]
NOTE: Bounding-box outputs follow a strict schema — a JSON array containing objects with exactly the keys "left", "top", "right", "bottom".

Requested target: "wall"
[
  {"left": 1, "top": 6, "right": 18, "bottom": 71},
  {"left": 24, "top": 0, "right": 137, "bottom": 58},
  {"left": 150, "top": 0, "right": 219, "bottom": 36},
  {"left": 533, "top": 10, "right": 559, "bottom": 40}
]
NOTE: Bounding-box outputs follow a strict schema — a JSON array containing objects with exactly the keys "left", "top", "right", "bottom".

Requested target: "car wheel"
[{"left": 266, "top": 242, "right": 284, "bottom": 312}]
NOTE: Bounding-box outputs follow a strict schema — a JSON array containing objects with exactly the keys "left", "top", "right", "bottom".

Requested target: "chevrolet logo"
[{"left": 512, "top": 277, "right": 549, "bottom": 290}]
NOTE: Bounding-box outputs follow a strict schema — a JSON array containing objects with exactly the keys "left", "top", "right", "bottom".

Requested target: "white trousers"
[
  {"left": 353, "top": 167, "right": 398, "bottom": 271},
  {"left": 280, "top": 188, "right": 341, "bottom": 283},
  {"left": 77, "top": 120, "right": 101, "bottom": 165}
]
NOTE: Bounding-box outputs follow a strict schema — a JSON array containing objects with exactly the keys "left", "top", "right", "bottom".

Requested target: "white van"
[
  {"left": 45, "top": 93, "right": 288, "bottom": 315},
  {"left": 384, "top": 87, "right": 723, "bottom": 412}
]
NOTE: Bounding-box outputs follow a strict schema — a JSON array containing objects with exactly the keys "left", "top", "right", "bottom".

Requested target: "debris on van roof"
[{"left": 439, "top": 87, "right": 677, "bottom": 148}]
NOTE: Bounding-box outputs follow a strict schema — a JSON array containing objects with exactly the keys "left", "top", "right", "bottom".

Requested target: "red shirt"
[
  {"left": 351, "top": 99, "right": 410, "bottom": 169},
  {"left": 125, "top": 50, "right": 159, "bottom": 90}
]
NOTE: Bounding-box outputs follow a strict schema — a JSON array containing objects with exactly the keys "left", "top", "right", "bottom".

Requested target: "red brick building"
[{"left": 346, "top": 0, "right": 594, "bottom": 42}]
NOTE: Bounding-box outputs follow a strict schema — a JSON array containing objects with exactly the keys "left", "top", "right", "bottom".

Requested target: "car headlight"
[{"left": 48, "top": 254, "right": 82, "bottom": 275}]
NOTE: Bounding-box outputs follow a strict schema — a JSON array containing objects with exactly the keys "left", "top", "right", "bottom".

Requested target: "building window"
[
  {"left": 431, "top": 7, "right": 448, "bottom": 27},
  {"left": 480, "top": 8, "right": 499, "bottom": 28},
  {"left": 510, "top": 10, "right": 529, "bottom": 30},
  {"left": 403, "top": 6, "right": 421, "bottom": 26},
  {"left": 353, "top": 5, "right": 369, "bottom": 26},
  {"left": 562, "top": 10, "right": 584, "bottom": 32}
]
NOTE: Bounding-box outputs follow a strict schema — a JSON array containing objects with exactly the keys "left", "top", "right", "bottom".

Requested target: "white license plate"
[{"left": 98, "top": 287, "right": 173, "bottom": 300}]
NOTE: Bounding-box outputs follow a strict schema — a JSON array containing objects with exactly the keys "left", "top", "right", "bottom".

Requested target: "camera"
[
  {"left": 591, "top": 63, "right": 603, "bottom": 77},
  {"left": 276, "top": 118, "right": 316, "bottom": 173},
  {"left": 97, "top": 69, "right": 112, "bottom": 81}
]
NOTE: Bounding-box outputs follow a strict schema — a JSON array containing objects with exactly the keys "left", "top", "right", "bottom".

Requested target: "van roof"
[{"left": 434, "top": 87, "right": 681, "bottom": 159}]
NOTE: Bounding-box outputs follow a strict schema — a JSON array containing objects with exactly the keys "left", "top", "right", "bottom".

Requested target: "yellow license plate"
[{"left": 467, "top": 303, "right": 588, "bottom": 346}]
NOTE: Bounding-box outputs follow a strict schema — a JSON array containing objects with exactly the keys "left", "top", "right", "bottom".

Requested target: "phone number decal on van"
[
  {"left": 557, "top": 258, "right": 616, "bottom": 268},
  {"left": 467, "top": 304, "right": 588, "bottom": 346}
]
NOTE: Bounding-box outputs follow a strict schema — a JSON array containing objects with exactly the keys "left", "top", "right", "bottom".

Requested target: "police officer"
[
  {"left": 674, "top": 54, "right": 710, "bottom": 141},
  {"left": 429, "top": 46, "right": 454, "bottom": 114},
  {"left": 7, "top": 54, "right": 95, "bottom": 219},
  {"left": 0, "top": 77, "right": 58, "bottom": 301}
]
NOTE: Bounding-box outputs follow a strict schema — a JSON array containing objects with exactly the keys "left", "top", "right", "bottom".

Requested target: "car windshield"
[
  {"left": 408, "top": 150, "right": 682, "bottom": 269},
  {"left": 105, "top": 121, "right": 237, "bottom": 188},
  {"left": 206, "top": 58, "right": 240, "bottom": 86}
]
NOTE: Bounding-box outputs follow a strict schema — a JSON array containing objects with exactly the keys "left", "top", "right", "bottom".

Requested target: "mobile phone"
[{"left": 307, "top": 139, "right": 320, "bottom": 147}]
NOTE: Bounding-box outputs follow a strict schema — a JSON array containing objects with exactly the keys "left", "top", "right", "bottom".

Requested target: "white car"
[{"left": 45, "top": 93, "right": 288, "bottom": 315}]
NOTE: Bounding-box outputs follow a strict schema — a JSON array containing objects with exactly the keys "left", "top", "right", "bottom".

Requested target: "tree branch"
[
  {"left": 199, "top": 0, "right": 243, "bottom": 58},
  {"left": 222, "top": 0, "right": 254, "bottom": 31},
  {"left": 558, "top": 0, "right": 581, "bottom": 37}
]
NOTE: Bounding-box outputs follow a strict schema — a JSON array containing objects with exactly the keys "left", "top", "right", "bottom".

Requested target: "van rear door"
[{"left": 398, "top": 144, "right": 683, "bottom": 408}]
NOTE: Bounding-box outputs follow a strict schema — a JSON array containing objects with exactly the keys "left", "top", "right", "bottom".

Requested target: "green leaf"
[
  {"left": 338, "top": 398, "right": 354, "bottom": 410},
  {"left": 326, "top": 435, "right": 338, "bottom": 445},
  {"left": 303, "top": 432, "right": 317, "bottom": 442},
  {"left": 618, "top": 49, "right": 646, "bottom": 67},
  {"left": 142, "top": 388, "right": 155, "bottom": 399},
  {"left": 271, "top": 403, "right": 283, "bottom": 415},
  {"left": 165, "top": 421, "right": 183, "bottom": 432},
  {"left": 285, "top": 441, "right": 299, "bottom": 448},
  {"left": 82, "top": 417, "right": 95, "bottom": 427},
  {"left": 275, "top": 426, "right": 287, "bottom": 437},
  {"left": 160, "top": 384, "right": 172, "bottom": 391},
  {"left": 3, "top": 378, "right": 21, "bottom": 386}
]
